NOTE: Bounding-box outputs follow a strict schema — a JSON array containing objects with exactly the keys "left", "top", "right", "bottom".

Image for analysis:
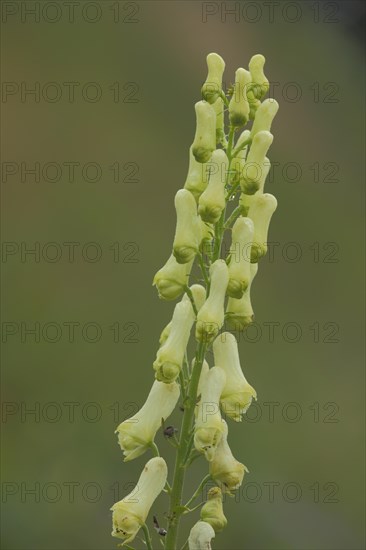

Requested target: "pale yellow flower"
[
  {"left": 226, "top": 262, "right": 258, "bottom": 331},
  {"left": 116, "top": 381, "right": 180, "bottom": 461},
  {"left": 196, "top": 260, "right": 229, "bottom": 342},
  {"left": 153, "top": 254, "right": 193, "bottom": 300},
  {"left": 248, "top": 54, "right": 269, "bottom": 100},
  {"left": 248, "top": 193, "right": 278, "bottom": 262},
  {"left": 194, "top": 366, "right": 226, "bottom": 461},
  {"left": 154, "top": 299, "right": 195, "bottom": 382},
  {"left": 239, "top": 157, "right": 271, "bottom": 215},
  {"left": 184, "top": 147, "right": 209, "bottom": 202},
  {"left": 227, "top": 217, "right": 254, "bottom": 299},
  {"left": 229, "top": 68, "right": 251, "bottom": 127},
  {"left": 241, "top": 131, "right": 273, "bottom": 195},
  {"left": 209, "top": 420, "right": 248, "bottom": 492},
  {"left": 192, "top": 101, "right": 216, "bottom": 163},
  {"left": 111, "top": 457, "right": 167, "bottom": 544},
  {"left": 213, "top": 332, "right": 257, "bottom": 421},
  {"left": 251, "top": 98, "right": 279, "bottom": 137},
  {"left": 173, "top": 189, "right": 201, "bottom": 264},
  {"left": 198, "top": 149, "right": 228, "bottom": 223},
  {"left": 188, "top": 521, "right": 215, "bottom": 550},
  {"left": 200, "top": 487, "right": 227, "bottom": 533},
  {"left": 201, "top": 52, "right": 225, "bottom": 104}
]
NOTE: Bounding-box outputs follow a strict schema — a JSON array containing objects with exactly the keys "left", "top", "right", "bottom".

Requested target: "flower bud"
[
  {"left": 227, "top": 217, "right": 254, "bottom": 299},
  {"left": 116, "top": 381, "right": 180, "bottom": 461},
  {"left": 173, "top": 189, "right": 201, "bottom": 264},
  {"left": 201, "top": 52, "right": 225, "bottom": 104},
  {"left": 239, "top": 157, "right": 271, "bottom": 215},
  {"left": 154, "top": 299, "right": 195, "bottom": 382},
  {"left": 248, "top": 54, "right": 269, "bottom": 100},
  {"left": 111, "top": 457, "right": 167, "bottom": 543},
  {"left": 192, "top": 101, "right": 216, "bottom": 163},
  {"left": 196, "top": 260, "right": 229, "bottom": 343},
  {"left": 200, "top": 487, "right": 227, "bottom": 533},
  {"left": 209, "top": 420, "right": 248, "bottom": 492},
  {"left": 212, "top": 97, "right": 225, "bottom": 144},
  {"left": 251, "top": 98, "right": 279, "bottom": 138},
  {"left": 194, "top": 366, "right": 226, "bottom": 461},
  {"left": 198, "top": 150, "right": 228, "bottom": 224},
  {"left": 184, "top": 147, "right": 209, "bottom": 202},
  {"left": 241, "top": 131, "right": 273, "bottom": 195},
  {"left": 248, "top": 193, "right": 277, "bottom": 262},
  {"left": 226, "top": 262, "right": 258, "bottom": 331},
  {"left": 213, "top": 332, "right": 257, "bottom": 421},
  {"left": 229, "top": 68, "right": 251, "bottom": 127},
  {"left": 188, "top": 521, "right": 215, "bottom": 550},
  {"left": 153, "top": 254, "right": 193, "bottom": 300},
  {"left": 159, "top": 284, "right": 206, "bottom": 345},
  {"left": 195, "top": 359, "right": 210, "bottom": 417}
]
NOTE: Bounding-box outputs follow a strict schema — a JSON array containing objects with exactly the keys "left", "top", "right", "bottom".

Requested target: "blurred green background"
[{"left": 1, "top": 1, "right": 365, "bottom": 549}]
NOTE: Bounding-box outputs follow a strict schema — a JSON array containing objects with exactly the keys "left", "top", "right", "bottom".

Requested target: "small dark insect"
[
  {"left": 163, "top": 425, "right": 178, "bottom": 438},
  {"left": 153, "top": 515, "right": 167, "bottom": 537}
]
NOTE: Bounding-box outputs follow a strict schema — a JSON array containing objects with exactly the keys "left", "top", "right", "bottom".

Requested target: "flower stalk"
[{"left": 111, "top": 51, "right": 280, "bottom": 550}]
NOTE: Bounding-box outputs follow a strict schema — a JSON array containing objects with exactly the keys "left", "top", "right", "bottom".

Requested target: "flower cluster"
[{"left": 111, "top": 52, "right": 279, "bottom": 549}]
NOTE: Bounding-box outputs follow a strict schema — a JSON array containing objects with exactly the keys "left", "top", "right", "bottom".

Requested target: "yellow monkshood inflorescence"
[{"left": 111, "top": 52, "right": 279, "bottom": 550}]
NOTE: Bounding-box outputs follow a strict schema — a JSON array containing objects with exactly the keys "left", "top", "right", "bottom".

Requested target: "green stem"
[
  {"left": 142, "top": 524, "right": 153, "bottom": 550},
  {"left": 184, "top": 474, "right": 211, "bottom": 509},
  {"left": 164, "top": 342, "right": 207, "bottom": 550},
  {"left": 224, "top": 205, "right": 244, "bottom": 229},
  {"left": 150, "top": 442, "right": 160, "bottom": 457},
  {"left": 184, "top": 285, "right": 198, "bottom": 316}
]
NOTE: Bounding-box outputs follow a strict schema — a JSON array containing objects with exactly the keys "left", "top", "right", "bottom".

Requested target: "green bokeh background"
[{"left": 1, "top": 1, "right": 365, "bottom": 549}]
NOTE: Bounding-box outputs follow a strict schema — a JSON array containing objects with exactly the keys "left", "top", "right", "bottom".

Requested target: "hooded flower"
[
  {"left": 227, "top": 217, "right": 254, "bottom": 299},
  {"left": 111, "top": 457, "right": 167, "bottom": 544},
  {"left": 226, "top": 262, "right": 258, "bottom": 331},
  {"left": 188, "top": 521, "right": 215, "bottom": 550},
  {"left": 198, "top": 149, "right": 228, "bottom": 224},
  {"left": 116, "top": 380, "right": 180, "bottom": 461},
  {"left": 184, "top": 147, "right": 209, "bottom": 202},
  {"left": 192, "top": 100, "right": 216, "bottom": 163},
  {"left": 251, "top": 98, "right": 279, "bottom": 138},
  {"left": 229, "top": 68, "right": 251, "bottom": 127},
  {"left": 248, "top": 54, "right": 269, "bottom": 100},
  {"left": 153, "top": 254, "right": 193, "bottom": 300},
  {"left": 241, "top": 131, "right": 273, "bottom": 195},
  {"left": 154, "top": 299, "right": 195, "bottom": 382},
  {"left": 200, "top": 487, "right": 227, "bottom": 533},
  {"left": 173, "top": 189, "right": 201, "bottom": 264},
  {"left": 196, "top": 260, "right": 229, "bottom": 343},
  {"left": 209, "top": 420, "right": 248, "bottom": 492},
  {"left": 213, "top": 332, "right": 257, "bottom": 421},
  {"left": 158, "top": 284, "right": 206, "bottom": 345},
  {"left": 194, "top": 366, "right": 226, "bottom": 461},
  {"left": 247, "top": 193, "right": 278, "bottom": 262},
  {"left": 239, "top": 158, "right": 271, "bottom": 216},
  {"left": 201, "top": 52, "right": 225, "bottom": 104}
]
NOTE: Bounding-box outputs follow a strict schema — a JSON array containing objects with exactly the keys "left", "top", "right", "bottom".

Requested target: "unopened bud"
[
  {"left": 201, "top": 52, "right": 225, "bottom": 104},
  {"left": 198, "top": 149, "right": 228, "bottom": 223},
  {"left": 153, "top": 254, "right": 193, "bottom": 300},
  {"left": 227, "top": 217, "right": 254, "bottom": 299},
  {"left": 196, "top": 260, "right": 229, "bottom": 342},
  {"left": 241, "top": 131, "right": 273, "bottom": 195},
  {"left": 192, "top": 101, "right": 216, "bottom": 163},
  {"left": 226, "top": 262, "right": 258, "bottom": 331},
  {"left": 173, "top": 189, "right": 201, "bottom": 264},
  {"left": 194, "top": 366, "right": 226, "bottom": 461},
  {"left": 248, "top": 193, "right": 278, "bottom": 262},
  {"left": 184, "top": 147, "right": 209, "bottom": 202},
  {"left": 229, "top": 68, "right": 251, "bottom": 127},
  {"left": 200, "top": 487, "right": 227, "bottom": 533},
  {"left": 251, "top": 98, "right": 279, "bottom": 138},
  {"left": 154, "top": 300, "right": 195, "bottom": 382},
  {"left": 213, "top": 332, "right": 257, "bottom": 421},
  {"left": 248, "top": 54, "right": 269, "bottom": 100}
]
